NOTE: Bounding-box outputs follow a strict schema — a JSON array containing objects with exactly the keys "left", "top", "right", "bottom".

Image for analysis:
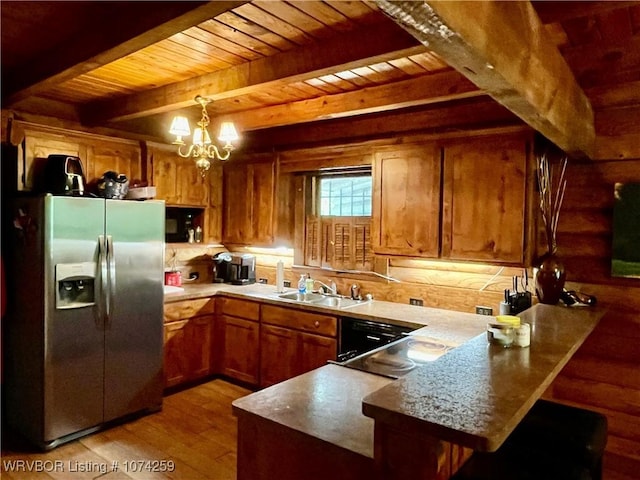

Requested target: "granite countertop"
[
  {"left": 232, "top": 364, "right": 393, "bottom": 459},
  {"left": 361, "top": 304, "right": 605, "bottom": 452},
  {"left": 171, "top": 283, "right": 604, "bottom": 458},
  {"left": 164, "top": 283, "right": 491, "bottom": 337}
]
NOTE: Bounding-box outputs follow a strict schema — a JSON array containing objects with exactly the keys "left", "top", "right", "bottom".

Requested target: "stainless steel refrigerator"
[{"left": 4, "top": 194, "right": 165, "bottom": 449}]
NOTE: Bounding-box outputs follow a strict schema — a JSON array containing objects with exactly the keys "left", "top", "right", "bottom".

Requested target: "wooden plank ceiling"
[{"left": 1, "top": 1, "right": 639, "bottom": 156}]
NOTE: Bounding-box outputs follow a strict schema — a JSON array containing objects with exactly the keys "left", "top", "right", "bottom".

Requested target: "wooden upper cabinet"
[
  {"left": 442, "top": 133, "right": 530, "bottom": 264},
  {"left": 222, "top": 155, "right": 276, "bottom": 246},
  {"left": 85, "top": 141, "right": 141, "bottom": 185},
  {"left": 151, "top": 146, "right": 209, "bottom": 206},
  {"left": 372, "top": 143, "right": 441, "bottom": 257},
  {"left": 206, "top": 164, "right": 224, "bottom": 243},
  {"left": 18, "top": 127, "right": 141, "bottom": 192}
]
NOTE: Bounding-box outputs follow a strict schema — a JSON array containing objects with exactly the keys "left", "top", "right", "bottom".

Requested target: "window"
[
  {"left": 319, "top": 176, "right": 372, "bottom": 216},
  {"left": 304, "top": 172, "right": 373, "bottom": 271}
]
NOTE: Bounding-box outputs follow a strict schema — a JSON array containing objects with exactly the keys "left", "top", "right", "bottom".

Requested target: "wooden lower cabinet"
[
  {"left": 218, "top": 297, "right": 261, "bottom": 385},
  {"left": 260, "top": 324, "right": 298, "bottom": 387},
  {"left": 260, "top": 304, "right": 338, "bottom": 388},
  {"left": 163, "top": 298, "right": 215, "bottom": 389},
  {"left": 163, "top": 319, "right": 190, "bottom": 388},
  {"left": 220, "top": 314, "right": 260, "bottom": 385},
  {"left": 163, "top": 315, "right": 215, "bottom": 388},
  {"left": 298, "top": 332, "right": 337, "bottom": 375}
]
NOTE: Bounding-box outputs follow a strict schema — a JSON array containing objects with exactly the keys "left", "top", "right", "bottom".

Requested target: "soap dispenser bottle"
[
  {"left": 305, "top": 273, "right": 314, "bottom": 293},
  {"left": 298, "top": 274, "right": 307, "bottom": 294}
]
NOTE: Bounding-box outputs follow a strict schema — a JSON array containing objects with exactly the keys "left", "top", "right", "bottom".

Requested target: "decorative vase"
[{"left": 534, "top": 252, "right": 566, "bottom": 305}]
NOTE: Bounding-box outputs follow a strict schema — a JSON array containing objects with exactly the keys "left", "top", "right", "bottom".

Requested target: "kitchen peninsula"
[{"left": 231, "top": 303, "right": 604, "bottom": 480}]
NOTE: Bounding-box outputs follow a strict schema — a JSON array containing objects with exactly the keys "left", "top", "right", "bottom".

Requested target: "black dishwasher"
[{"left": 338, "top": 317, "right": 415, "bottom": 362}]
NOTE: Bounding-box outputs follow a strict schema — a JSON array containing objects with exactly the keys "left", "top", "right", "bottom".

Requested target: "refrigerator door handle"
[
  {"left": 106, "top": 235, "right": 116, "bottom": 323},
  {"left": 98, "top": 235, "right": 108, "bottom": 325}
]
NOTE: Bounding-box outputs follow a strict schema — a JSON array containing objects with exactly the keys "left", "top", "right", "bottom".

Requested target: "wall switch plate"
[
  {"left": 476, "top": 306, "right": 493, "bottom": 316},
  {"left": 258, "top": 278, "right": 268, "bottom": 284},
  {"left": 409, "top": 298, "right": 424, "bottom": 306},
  {"left": 283, "top": 280, "right": 291, "bottom": 288}
]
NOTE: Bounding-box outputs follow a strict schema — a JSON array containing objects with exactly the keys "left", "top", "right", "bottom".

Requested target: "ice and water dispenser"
[{"left": 55, "top": 262, "right": 96, "bottom": 309}]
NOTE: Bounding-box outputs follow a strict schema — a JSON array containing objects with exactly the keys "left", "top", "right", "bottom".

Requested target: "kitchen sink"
[
  {"left": 278, "top": 291, "right": 366, "bottom": 309},
  {"left": 278, "top": 292, "right": 326, "bottom": 302},
  {"left": 311, "top": 296, "right": 362, "bottom": 308}
]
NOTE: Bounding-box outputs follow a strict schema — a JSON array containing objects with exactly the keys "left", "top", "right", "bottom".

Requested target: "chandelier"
[{"left": 169, "top": 95, "right": 239, "bottom": 176}]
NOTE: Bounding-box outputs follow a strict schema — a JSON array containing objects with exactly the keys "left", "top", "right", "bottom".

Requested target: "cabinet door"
[
  {"left": 220, "top": 314, "right": 260, "bottom": 385},
  {"left": 297, "top": 333, "right": 337, "bottom": 376},
  {"left": 163, "top": 320, "right": 190, "bottom": 388},
  {"left": 249, "top": 161, "right": 275, "bottom": 245},
  {"left": 152, "top": 148, "right": 180, "bottom": 204},
  {"left": 372, "top": 143, "right": 441, "bottom": 257},
  {"left": 222, "top": 164, "right": 250, "bottom": 243},
  {"left": 442, "top": 134, "right": 528, "bottom": 263},
  {"left": 188, "top": 315, "right": 214, "bottom": 380},
  {"left": 260, "top": 325, "right": 298, "bottom": 387},
  {"left": 85, "top": 141, "right": 142, "bottom": 185},
  {"left": 206, "top": 164, "right": 224, "bottom": 243},
  {"left": 222, "top": 158, "right": 275, "bottom": 245},
  {"left": 152, "top": 147, "right": 208, "bottom": 206},
  {"left": 21, "top": 132, "right": 87, "bottom": 191}
]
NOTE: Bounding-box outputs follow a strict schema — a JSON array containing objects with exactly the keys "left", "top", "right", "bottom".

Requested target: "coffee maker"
[
  {"left": 212, "top": 252, "right": 232, "bottom": 283},
  {"left": 228, "top": 253, "right": 256, "bottom": 285}
]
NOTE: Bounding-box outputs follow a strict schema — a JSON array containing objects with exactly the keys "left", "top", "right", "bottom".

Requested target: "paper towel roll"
[{"left": 276, "top": 260, "right": 285, "bottom": 293}]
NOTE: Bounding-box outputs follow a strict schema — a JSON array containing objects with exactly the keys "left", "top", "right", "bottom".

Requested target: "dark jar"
[{"left": 534, "top": 252, "right": 566, "bottom": 305}]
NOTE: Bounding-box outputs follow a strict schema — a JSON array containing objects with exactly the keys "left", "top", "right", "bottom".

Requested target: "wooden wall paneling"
[{"left": 543, "top": 150, "right": 640, "bottom": 478}]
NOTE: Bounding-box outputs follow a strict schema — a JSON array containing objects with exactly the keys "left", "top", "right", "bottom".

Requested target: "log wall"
[{"left": 542, "top": 105, "right": 640, "bottom": 480}]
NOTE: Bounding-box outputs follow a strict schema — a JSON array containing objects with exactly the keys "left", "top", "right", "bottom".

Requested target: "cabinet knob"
[{"left": 314, "top": 321, "right": 320, "bottom": 328}]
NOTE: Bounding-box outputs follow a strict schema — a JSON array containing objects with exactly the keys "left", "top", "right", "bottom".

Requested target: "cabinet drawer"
[
  {"left": 219, "top": 297, "right": 260, "bottom": 321},
  {"left": 164, "top": 297, "right": 214, "bottom": 323},
  {"left": 261, "top": 305, "right": 337, "bottom": 337}
]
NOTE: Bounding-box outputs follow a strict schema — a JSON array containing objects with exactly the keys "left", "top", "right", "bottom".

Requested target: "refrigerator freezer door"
[
  {"left": 44, "top": 195, "right": 105, "bottom": 442},
  {"left": 103, "top": 199, "right": 164, "bottom": 422}
]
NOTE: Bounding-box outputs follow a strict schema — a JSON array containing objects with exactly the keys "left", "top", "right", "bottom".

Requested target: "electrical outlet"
[
  {"left": 476, "top": 306, "right": 493, "bottom": 316},
  {"left": 258, "top": 278, "right": 268, "bottom": 284},
  {"left": 409, "top": 298, "right": 424, "bottom": 307},
  {"left": 188, "top": 272, "right": 199, "bottom": 280},
  {"left": 283, "top": 280, "right": 291, "bottom": 288}
]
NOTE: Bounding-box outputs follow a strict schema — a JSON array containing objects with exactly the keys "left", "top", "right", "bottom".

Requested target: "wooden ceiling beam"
[
  {"left": 375, "top": 0, "right": 595, "bottom": 158},
  {"left": 3, "top": 2, "right": 247, "bottom": 106},
  {"left": 82, "top": 21, "right": 425, "bottom": 124},
  {"left": 243, "top": 97, "right": 519, "bottom": 151},
  {"left": 222, "top": 70, "right": 482, "bottom": 131}
]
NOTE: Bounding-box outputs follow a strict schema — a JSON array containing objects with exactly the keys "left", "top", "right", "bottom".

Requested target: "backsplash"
[
  {"left": 165, "top": 244, "right": 227, "bottom": 284},
  {"left": 171, "top": 245, "right": 529, "bottom": 315}
]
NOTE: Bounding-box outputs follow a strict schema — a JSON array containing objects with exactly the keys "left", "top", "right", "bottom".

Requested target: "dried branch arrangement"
[{"left": 537, "top": 153, "right": 568, "bottom": 255}]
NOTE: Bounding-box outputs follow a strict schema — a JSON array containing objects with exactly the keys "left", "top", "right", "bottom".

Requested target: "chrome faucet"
[{"left": 315, "top": 279, "right": 338, "bottom": 296}]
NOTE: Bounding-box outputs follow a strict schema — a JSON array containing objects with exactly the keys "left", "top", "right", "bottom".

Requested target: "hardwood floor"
[
  {"left": 1, "top": 379, "right": 251, "bottom": 480},
  {"left": 2, "top": 378, "right": 635, "bottom": 480}
]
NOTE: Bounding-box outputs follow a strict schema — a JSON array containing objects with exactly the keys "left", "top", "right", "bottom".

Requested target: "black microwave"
[{"left": 165, "top": 207, "right": 203, "bottom": 243}]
